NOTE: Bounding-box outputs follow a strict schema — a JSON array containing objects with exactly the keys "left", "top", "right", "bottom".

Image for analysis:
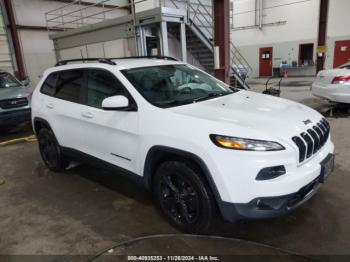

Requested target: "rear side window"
[
  {"left": 41, "top": 73, "right": 58, "bottom": 96},
  {"left": 87, "top": 69, "right": 129, "bottom": 108},
  {"left": 55, "top": 70, "right": 84, "bottom": 103}
]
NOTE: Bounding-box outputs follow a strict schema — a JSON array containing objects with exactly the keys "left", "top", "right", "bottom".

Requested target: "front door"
[
  {"left": 333, "top": 40, "right": 350, "bottom": 68},
  {"left": 79, "top": 68, "right": 139, "bottom": 173},
  {"left": 259, "top": 47, "right": 273, "bottom": 77}
]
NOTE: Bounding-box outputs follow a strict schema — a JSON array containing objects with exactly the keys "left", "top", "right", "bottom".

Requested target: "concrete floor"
[{"left": 1, "top": 77, "right": 350, "bottom": 261}]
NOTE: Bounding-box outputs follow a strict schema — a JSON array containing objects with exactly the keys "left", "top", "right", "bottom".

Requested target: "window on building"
[{"left": 299, "top": 44, "right": 314, "bottom": 66}]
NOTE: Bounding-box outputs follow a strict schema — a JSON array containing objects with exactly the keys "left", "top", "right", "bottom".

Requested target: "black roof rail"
[
  {"left": 113, "top": 56, "right": 178, "bottom": 61},
  {"left": 55, "top": 56, "right": 179, "bottom": 67},
  {"left": 55, "top": 58, "right": 116, "bottom": 67}
]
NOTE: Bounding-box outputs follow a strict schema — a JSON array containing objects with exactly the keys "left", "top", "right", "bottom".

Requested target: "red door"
[
  {"left": 333, "top": 40, "right": 350, "bottom": 68},
  {"left": 259, "top": 47, "right": 273, "bottom": 77}
]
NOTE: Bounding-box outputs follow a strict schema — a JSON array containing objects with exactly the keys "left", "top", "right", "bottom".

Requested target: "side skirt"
[{"left": 61, "top": 147, "right": 145, "bottom": 187}]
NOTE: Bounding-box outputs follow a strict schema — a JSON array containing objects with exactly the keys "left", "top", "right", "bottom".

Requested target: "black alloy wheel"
[
  {"left": 38, "top": 128, "right": 68, "bottom": 172},
  {"left": 154, "top": 160, "right": 215, "bottom": 233}
]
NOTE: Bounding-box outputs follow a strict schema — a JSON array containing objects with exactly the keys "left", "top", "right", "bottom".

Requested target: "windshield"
[
  {"left": 0, "top": 72, "right": 22, "bottom": 89},
  {"left": 121, "top": 64, "right": 238, "bottom": 108}
]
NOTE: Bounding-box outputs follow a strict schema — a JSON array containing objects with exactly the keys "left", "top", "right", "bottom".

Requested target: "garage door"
[{"left": 333, "top": 40, "right": 350, "bottom": 68}]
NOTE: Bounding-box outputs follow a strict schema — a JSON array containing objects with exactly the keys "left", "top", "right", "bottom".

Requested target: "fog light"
[{"left": 256, "top": 166, "right": 286, "bottom": 181}]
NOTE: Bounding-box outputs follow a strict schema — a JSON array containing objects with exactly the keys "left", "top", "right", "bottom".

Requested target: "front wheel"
[
  {"left": 38, "top": 128, "right": 68, "bottom": 172},
  {"left": 153, "top": 160, "right": 215, "bottom": 233}
]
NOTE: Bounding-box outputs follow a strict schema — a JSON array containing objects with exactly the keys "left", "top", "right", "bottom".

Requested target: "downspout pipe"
[
  {"left": 316, "top": 0, "right": 329, "bottom": 73},
  {"left": 3, "top": 0, "right": 26, "bottom": 80},
  {"left": 258, "top": 0, "right": 263, "bottom": 30}
]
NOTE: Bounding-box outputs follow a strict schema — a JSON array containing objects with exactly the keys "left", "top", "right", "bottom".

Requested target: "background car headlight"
[{"left": 210, "top": 134, "right": 285, "bottom": 151}]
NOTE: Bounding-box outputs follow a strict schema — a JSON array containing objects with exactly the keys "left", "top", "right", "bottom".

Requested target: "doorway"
[
  {"left": 259, "top": 47, "right": 273, "bottom": 77},
  {"left": 333, "top": 40, "right": 350, "bottom": 68},
  {"left": 299, "top": 43, "right": 314, "bottom": 66},
  {"left": 146, "top": 36, "right": 160, "bottom": 56}
]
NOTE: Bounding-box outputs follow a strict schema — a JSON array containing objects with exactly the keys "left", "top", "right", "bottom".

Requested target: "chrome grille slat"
[
  {"left": 307, "top": 129, "right": 320, "bottom": 153},
  {"left": 313, "top": 126, "right": 324, "bottom": 147},
  {"left": 292, "top": 136, "right": 307, "bottom": 162},
  {"left": 301, "top": 132, "right": 313, "bottom": 158},
  {"left": 292, "top": 119, "right": 330, "bottom": 163}
]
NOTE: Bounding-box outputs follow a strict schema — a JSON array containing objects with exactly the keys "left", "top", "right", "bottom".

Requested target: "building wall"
[
  {"left": 0, "top": 4, "right": 15, "bottom": 74},
  {"left": 231, "top": 0, "right": 350, "bottom": 78},
  {"left": 7, "top": 0, "right": 129, "bottom": 87},
  {"left": 5, "top": 0, "right": 350, "bottom": 85},
  {"left": 324, "top": 0, "right": 350, "bottom": 69}
]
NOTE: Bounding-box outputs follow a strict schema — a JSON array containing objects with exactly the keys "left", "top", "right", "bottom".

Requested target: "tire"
[
  {"left": 153, "top": 159, "right": 215, "bottom": 234},
  {"left": 38, "top": 128, "right": 69, "bottom": 172}
]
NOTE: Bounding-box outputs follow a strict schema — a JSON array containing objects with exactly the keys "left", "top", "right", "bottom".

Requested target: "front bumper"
[
  {"left": 220, "top": 174, "right": 325, "bottom": 221},
  {"left": 203, "top": 135, "right": 334, "bottom": 222},
  {"left": 0, "top": 108, "right": 31, "bottom": 127}
]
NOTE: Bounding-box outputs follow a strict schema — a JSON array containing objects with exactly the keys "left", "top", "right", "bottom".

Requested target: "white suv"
[{"left": 31, "top": 57, "right": 335, "bottom": 233}]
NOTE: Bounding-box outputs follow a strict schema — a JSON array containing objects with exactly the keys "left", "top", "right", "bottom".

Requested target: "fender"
[
  {"left": 143, "top": 146, "right": 241, "bottom": 221},
  {"left": 33, "top": 117, "right": 53, "bottom": 134},
  {"left": 143, "top": 146, "right": 224, "bottom": 203}
]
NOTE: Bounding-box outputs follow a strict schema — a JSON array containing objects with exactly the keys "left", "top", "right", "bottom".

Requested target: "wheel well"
[
  {"left": 144, "top": 150, "right": 197, "bottom": 189},
  {"left": 143, "top": 147, "right": 220, "bottom": 198},
  {"left": 33, "top": 118, "right": 51, "bottom": 135}
]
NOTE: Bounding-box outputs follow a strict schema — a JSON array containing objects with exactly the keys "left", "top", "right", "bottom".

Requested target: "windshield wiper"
[
  {"left": 153, "top": 99, "right": 192, "bottom": 108},
  {"left": 193, "top": 92, "right": 231, "bottom": 103}
]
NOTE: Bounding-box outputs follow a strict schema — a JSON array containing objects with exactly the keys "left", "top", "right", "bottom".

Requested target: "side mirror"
[
  {"left": 102, "top": 95, "right": 135, "bottom": 111},
  {"left": 21, "top": 79, "right": 30, "bottom": 87}
]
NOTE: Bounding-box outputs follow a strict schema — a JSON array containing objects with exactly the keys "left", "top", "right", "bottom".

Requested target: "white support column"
[
  {"left": 137, "top": 27, "right": 147, "bottom": 56},
  {"left": 160, "top": 21, "right": 169, "bottom": 56},
  {"left": 180, "top": 22, "right": 187, "bottom": 62}
]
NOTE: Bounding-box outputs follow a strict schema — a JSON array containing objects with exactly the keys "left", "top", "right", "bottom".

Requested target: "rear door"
[
  {"left": 334, "top": 40, "right": 350, "bottom": 68},
  {"left": 41, "top": 69, "right": 85, "bottom": 151},
  {"left": 79, "top": 68, "right": 139, "bottom": 173},
  {"left": 259, "top": 47, "right": 273, "bottom": 77}
]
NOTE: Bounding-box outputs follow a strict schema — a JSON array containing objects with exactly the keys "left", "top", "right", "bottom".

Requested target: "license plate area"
[{"left": 320, "top": 154, "right": 335, "bottom": 183}]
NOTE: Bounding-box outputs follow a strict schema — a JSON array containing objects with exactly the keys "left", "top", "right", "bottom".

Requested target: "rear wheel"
[
  {"left": 153, "top": 160, "right": 215, "bottom": 233},
  {"left": 38, "top": 128, "right": 68, "bottom": 172}
]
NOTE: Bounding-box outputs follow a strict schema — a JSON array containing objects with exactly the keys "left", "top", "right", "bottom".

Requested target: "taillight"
[{"left": 332, "top": 75, "right": 350, "bottom": 84}]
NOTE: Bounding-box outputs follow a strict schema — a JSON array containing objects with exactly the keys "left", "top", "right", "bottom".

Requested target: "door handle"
[
  {"left": 81, "top": 112, "right": 93, "bottom": 119},
  {"left": 46, "top": 103, "right": 54, "bottom": 109}
]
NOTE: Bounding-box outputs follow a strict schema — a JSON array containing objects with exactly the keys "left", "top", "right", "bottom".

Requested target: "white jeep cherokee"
[{"left": 31, "top": 57, "right": 335, "bottom": 233}]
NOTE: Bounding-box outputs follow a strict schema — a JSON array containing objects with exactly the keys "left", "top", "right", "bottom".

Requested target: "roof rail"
[
  {"left": 113, "top": 56, "right": 178, "bottom": 61},
  {"left": 55, "top": 58, "right": 116, "bottom": 67},
  {"left": 55, "top": 56, "right": 179, "bottom": 67}
]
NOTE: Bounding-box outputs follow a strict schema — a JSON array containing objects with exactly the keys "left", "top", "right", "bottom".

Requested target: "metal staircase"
[
  {"left": 163, "top": 0, "right": 252, "bottom": 89},
  {"left": 45, "top": 0, "right": 252, "bottom": 89}
]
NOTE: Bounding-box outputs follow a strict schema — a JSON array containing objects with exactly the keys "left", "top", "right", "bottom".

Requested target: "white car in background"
[{"left": 312, "top": 62, "right": 350, "bottom": 104}]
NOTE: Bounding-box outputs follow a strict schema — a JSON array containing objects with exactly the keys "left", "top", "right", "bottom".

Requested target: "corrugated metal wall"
[{"left": 0, "top": 6, "right": 15, "bottom": 74}]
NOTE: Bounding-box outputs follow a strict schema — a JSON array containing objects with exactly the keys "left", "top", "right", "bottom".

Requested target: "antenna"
[{"left": 80, "top": 49, "right": 85, "bottom": 63}]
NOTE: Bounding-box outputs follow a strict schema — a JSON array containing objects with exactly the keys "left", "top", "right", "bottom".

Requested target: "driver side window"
[{"left": 87, "top": 69, "right": 128, "bottom": 108}]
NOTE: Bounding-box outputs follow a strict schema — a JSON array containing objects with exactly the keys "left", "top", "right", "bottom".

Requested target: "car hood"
[
  {"left": 169, "top": 91, "right": 323, "bottom": 142},
  {"left": 0, "top": 87, "right": 29, "bottom": 100}
]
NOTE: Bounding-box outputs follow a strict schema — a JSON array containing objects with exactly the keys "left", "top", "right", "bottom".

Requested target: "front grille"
[
  {"left": 0, "top": 98, "right": 28, "bottom": 109},
  {"left": 292, "top": 118, "right": 330, "bottom": 163}
]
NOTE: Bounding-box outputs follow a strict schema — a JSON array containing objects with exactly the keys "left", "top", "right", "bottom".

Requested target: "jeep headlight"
[{"left": 210, "top": 135, "right": 285, "bottom": 151}]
